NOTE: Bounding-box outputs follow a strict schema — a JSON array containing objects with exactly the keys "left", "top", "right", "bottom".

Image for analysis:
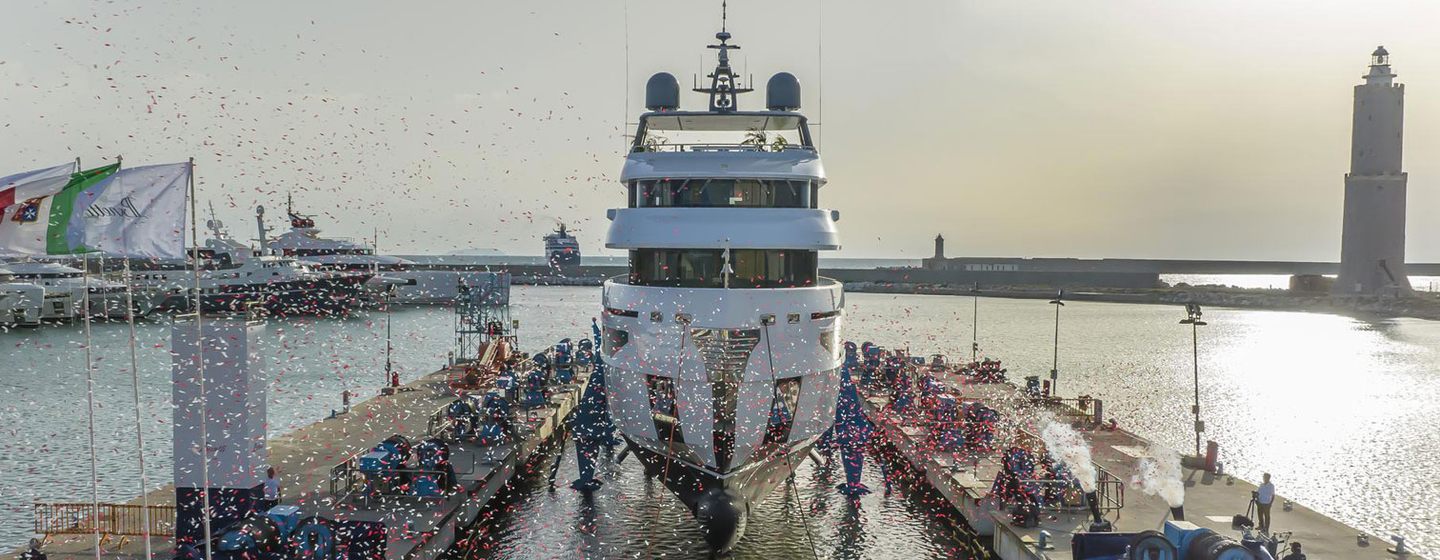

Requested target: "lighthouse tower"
[{"left": 1335, "top": 46, "right": 1411, "bottom": 296}]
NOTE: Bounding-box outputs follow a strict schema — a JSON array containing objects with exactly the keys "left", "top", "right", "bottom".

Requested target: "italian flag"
[
  {"left": 0, "top": 162, "right": 74, "bottom": 208},
  {"left": 0, "top": 163, "right": 120, "bottom": 256}
]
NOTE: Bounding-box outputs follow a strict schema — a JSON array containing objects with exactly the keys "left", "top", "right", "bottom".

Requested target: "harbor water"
[{"left": 1, "top": 287, "right": 1438, "bottom": 557}]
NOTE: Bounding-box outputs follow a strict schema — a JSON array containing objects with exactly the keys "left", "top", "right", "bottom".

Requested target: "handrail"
[
  {"left": 634, "top": 143, "right": 816, "bottom": 154},
  {"left": 34, "top": 502, "right": 176, "bottom": 537}
]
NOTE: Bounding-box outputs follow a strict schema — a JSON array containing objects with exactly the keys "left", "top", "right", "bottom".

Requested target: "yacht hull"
[
  {"left": 157, "top": 273, "right": 371, "bottom": 316},
  {"left": 627, "top": 439, "right": 812, "bottom": 551}
]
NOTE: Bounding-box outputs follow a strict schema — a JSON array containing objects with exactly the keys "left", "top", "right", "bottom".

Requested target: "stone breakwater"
[{"left": 843, "top": 281, "right": 1440, "bottom": 321}]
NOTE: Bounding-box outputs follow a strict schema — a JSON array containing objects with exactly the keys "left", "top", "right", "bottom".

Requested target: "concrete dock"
[
  {"left": 862, "top": 362, "right": 1425, "bottom": 559},
  {"left": 24, "top": 363, "right": 588, "bottom": 560}
]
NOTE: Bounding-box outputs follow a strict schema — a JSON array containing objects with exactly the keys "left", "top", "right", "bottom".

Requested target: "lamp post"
[
  {"left": 970, "top": 282, "right": 980, "bottom": 362},
  {"left": 1180, "top": 303, "right": 1207, "bottom": 458},
  {"left": 385, "top": 284, "right": 397, "bottom": 389},
  {"left": 1048, "top": 290, "right": 1065, "bottom": 395}
]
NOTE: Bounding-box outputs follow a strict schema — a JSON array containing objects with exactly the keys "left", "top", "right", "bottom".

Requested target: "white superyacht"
[{"left": 600, "top": 24, "right": 843, "bottom": 551}]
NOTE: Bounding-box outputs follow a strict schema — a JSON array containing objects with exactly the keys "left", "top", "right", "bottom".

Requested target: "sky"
[{"left": 2, "top": 0, "right": 1439, "bottom": 261}]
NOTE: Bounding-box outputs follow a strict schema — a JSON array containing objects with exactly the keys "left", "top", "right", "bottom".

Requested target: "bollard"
[{"left": 1389, "top": 535, "right": 1408, "bottom": 555}]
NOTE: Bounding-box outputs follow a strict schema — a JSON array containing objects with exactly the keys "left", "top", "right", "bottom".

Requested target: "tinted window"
[
  {"left": 634, "top": 179, "right": 808, "bottom": 208},
  {"left": 629, "top": 249, "right": 817, "bottom": 288}
]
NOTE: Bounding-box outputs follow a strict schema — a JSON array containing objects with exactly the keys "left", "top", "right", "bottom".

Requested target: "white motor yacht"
[
  {"left": 0, "top": 261, "right": 131, "bottom": 322},
  {"left": 129, "top": 213, "right": 370, "bottom": 315},
  {"left": 600, "top": 25, "right": 843, "bottom": 551},
  {"left": 265, "top": 199, "right": 498, "bottom": 304}
]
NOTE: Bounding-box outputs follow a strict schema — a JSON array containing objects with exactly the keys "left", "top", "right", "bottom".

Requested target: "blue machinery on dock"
[{"left": 1071, "top": 520, "right": 1282, "bottom": 560}]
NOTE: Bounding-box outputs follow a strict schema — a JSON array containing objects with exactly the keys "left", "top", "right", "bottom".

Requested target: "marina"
[
  {"left": 849, "top": 347, "right": 1427, "bottom": 559},
  {"left": 3, "top": 292, "right": 1439, "bottom": 558},
  {"left": 4, "top": 2, "right": 1440, "bottom": 558}
]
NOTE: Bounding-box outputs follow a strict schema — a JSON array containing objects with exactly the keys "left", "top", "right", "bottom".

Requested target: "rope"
[
  {"left": 81, "top": 253, "right": 100, "bottom": 560},
  {"left": 644, "top": 323, "right": 688, "bottom": 559},
  {"left": 760, "top": 321, "right": 819, "bottom": 560}
]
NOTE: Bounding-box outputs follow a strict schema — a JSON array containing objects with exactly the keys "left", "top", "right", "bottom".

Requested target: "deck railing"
[{"left": 33, "top": 502, "right": 176, "bottom": 538}]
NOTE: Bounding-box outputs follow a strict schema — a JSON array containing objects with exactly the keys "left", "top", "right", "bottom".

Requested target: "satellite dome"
[
  {"left": 645, "top": 73, "right": 680, "bottom": 111},
  {"left": 766, "top": 72, "right": 801, "bottom": 111}
]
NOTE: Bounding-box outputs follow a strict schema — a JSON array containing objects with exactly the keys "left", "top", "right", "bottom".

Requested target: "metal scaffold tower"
[{"left": 454, "top": 272, "right": 515, "bottom": 363}]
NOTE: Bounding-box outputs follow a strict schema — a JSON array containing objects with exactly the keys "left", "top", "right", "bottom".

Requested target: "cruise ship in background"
[
  {"left": 544, "top": 222, "right": 581, "bottom": 270},
  {"left": 600, "top": 25, "right": 843, "bottom": 551}
]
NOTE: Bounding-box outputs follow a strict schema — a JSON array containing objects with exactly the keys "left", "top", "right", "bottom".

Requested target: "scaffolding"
[{"left": 454, "top": 272, "right": 515, "bottom": 363}]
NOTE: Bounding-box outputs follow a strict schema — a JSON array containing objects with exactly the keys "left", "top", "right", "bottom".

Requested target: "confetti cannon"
[
  {"left": 445, "top": 395, "right": 483, "bottom": 442},
  {"left": 520, "top": 364, "right": 549, "bottom": 409},
  {"left": 358, "top": 434, "right": 413, "bottom": 496},
  {"left": 860, "top": 342, "right": 881, "bottom": 388},
  {"left": 930, "top": 394, "right": 964, "bottom": 451},
  {"left": 212, "top": 506, "right": 347, "bottom": 560},
  {"left": 412, "top": 438, "right": 455, "bottom": 497},
  {"left": 553, "top": 338, "right": 575, "bottom": 383},
  {"left": 477, "top": 391, "right": 514, "bottom": 446},
  {"left": 575, "top": 337, "right": 595, "bottom": 367}
]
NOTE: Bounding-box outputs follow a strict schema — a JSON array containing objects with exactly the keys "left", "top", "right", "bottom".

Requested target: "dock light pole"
[
  {"left": 385, "top": 285, "right": 397, "bottom": 388},
  {"left": 1048, "top": 290, "right": 1065, "bottom": 395},
  {"left": 1180, "top": 303, "right": 1207, "bottom": 457},
  {"left": 970, "top": 282, "right": 980, "bottom": 362}
]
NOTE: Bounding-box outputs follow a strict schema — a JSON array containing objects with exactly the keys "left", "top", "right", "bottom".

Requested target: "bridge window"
[
  {"left": 631, "top": 179, "right": 810, "bottom": 208},
  {"left": 630, "top": 249, "right": 817, "bottom": 288}
]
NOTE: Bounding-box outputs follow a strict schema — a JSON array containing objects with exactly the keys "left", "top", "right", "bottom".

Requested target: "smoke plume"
[
  {"left": 1132, "top": 445, "right": 1185, "bottom": 507},
  {"left": 1039, "top": 417, "right": 1098, "bottom": 493}
]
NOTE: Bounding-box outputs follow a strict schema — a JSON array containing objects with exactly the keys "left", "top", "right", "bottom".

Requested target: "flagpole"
[
  {"left": 187, "top": 157, "right": 213, "bottom": 560},
  {"left": 81, "top": 249, "right": 101, "bottom": 560},
  {"left": 114, "top": 154, "right": 154, "bottom": 560}
]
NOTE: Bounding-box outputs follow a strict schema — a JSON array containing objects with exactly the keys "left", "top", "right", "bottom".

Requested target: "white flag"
[
  {"left": 0, "top": 162, "right": 75, "bottom": 207},
  {"left": 0, "top": 162, "right": 80, "bottom": 256},
  {"left": 67, "top": 162, "right": 190, "bottom": 259}
]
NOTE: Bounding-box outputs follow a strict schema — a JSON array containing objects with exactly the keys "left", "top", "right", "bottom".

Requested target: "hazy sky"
[{"left": 3, "top": 1, "right": 1439, "bottom": 261}]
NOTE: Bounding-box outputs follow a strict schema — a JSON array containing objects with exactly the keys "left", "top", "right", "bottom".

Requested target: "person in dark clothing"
[
  {"left": 19, "top": 538, "right": 46, "bottom": 560},
  {"left": 1280, "top": 542, "right": 1307, "bottom": 560}
]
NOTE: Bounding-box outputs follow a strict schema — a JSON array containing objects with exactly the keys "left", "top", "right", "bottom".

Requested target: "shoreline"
[{"left": 842, "top": 281, "right": 1440, "bottom": 321}]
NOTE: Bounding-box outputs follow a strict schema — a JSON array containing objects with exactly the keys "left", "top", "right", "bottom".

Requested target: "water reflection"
[
  {"left": 2, "top": 287, "right": 1437, "bottom": 556},
  {"left": 457, "top": 440, "right": 982, "bottom": 559},
  {"left": 846, "top": 293, "right": 1440, "bottom": 558}
]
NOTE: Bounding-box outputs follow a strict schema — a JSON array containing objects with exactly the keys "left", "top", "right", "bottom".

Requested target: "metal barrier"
[{"left": 34, "top": 502, "right": 176, "bottom": 537}]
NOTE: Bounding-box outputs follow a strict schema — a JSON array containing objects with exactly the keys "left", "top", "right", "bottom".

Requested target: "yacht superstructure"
[
  {"left": 600, "top": 25, "right": 843, "bottom": 550},
  {"left": 129, "top": 213, "right": 370, "bottom": 315},
  {"left": 265, "top": 200, "right": 500, "bottom": 304}
]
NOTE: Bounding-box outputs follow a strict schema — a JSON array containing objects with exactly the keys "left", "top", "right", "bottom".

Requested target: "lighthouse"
[{"left": 1335, "top": 46, "right": 1411, "bottom": 296}]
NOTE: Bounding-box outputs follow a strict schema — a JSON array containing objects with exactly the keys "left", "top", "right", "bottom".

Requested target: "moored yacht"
[
  {"left": 130, "top": 213, "right": 370, "bottom": 315},
  {"left": 266, "top": 200, "right": 498, "bottom": 304},
  {"left": 0, "top": 261, "right": 133, "bottom": 322},
  {"left": 600, "top": 25, "right": 843, "bottom": 551}
]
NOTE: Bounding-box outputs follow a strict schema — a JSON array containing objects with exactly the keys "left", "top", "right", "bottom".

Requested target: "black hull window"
[
  {"left": 630, "top": 249, "right": 817, "bottom": 288},
  {"left": 646, "top": 375, "right": 685, "bottom": 448}
]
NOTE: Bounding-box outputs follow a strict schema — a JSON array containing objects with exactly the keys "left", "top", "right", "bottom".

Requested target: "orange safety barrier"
[{"left": 33, "top": 502, "right": 176, "bottom": 538}]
